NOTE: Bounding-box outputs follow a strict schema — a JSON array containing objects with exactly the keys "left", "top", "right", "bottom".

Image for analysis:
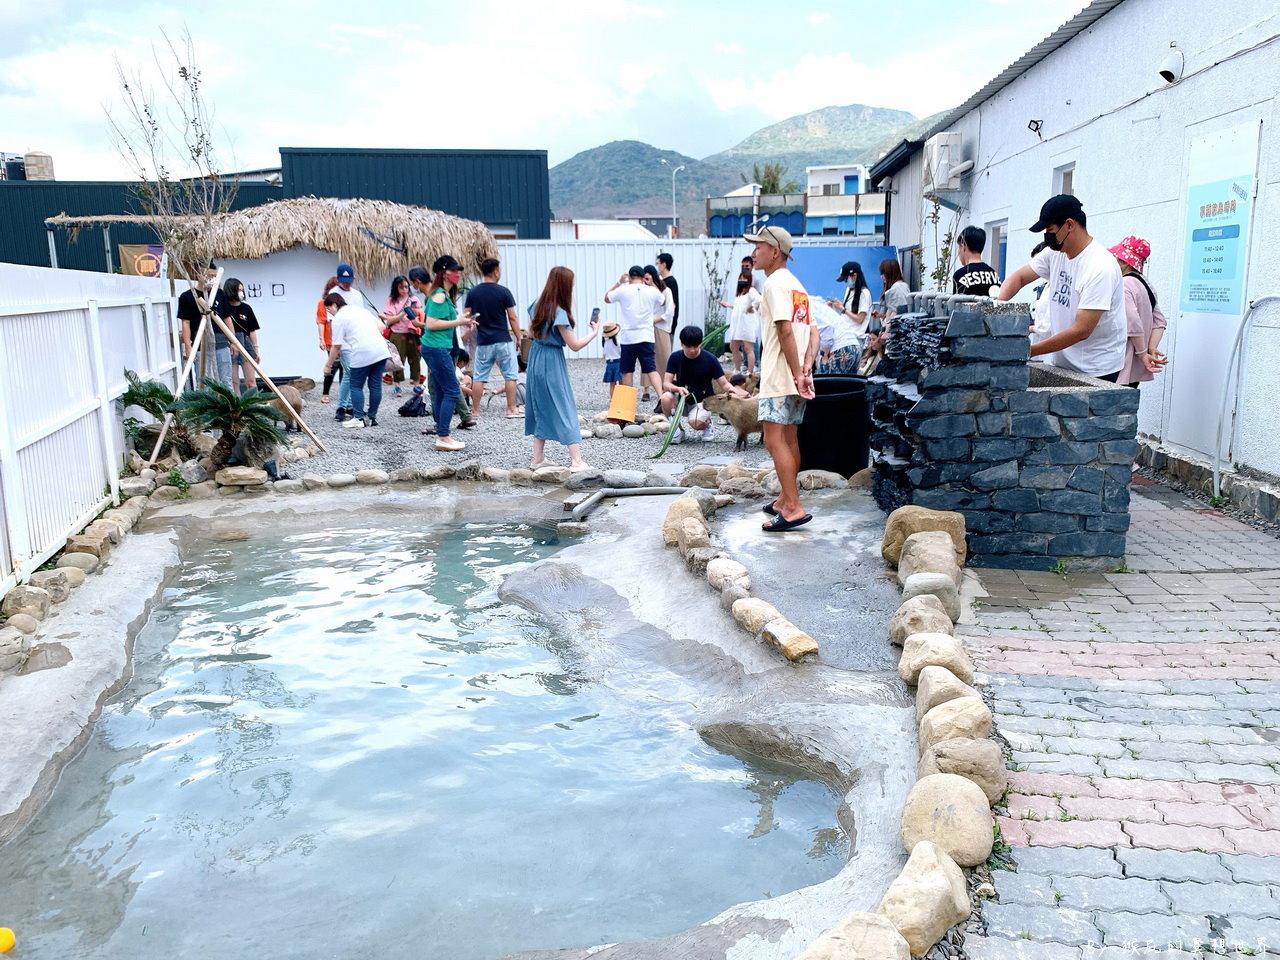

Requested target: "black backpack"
[{"left": 398, "top": 388, "right": 429, "bottom": 417}]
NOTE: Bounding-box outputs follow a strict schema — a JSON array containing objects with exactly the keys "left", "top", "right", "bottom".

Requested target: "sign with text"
[{"left": 1179, "top": 123, "right": 1257, "bottom": 314}]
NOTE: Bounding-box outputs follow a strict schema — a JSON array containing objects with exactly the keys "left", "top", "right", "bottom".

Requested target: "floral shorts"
[{"left": 758, "top": 394, "right": 807, "bottom": 425}]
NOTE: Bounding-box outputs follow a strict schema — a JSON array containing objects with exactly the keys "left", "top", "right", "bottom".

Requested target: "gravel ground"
[{"left": 294, "top": 359, "right": 774, "bottom": 476}]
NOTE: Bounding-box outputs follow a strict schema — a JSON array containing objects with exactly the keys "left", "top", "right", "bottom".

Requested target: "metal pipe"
[
  {"left": 1213, "top": 295, "right": 1279, "bottom": 497},
  {"left": 570, "top": 486, "right": 689, "bottom": 522}
]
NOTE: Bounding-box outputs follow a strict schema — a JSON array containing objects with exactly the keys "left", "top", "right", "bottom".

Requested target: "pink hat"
[{"left": 1109, "top": 236, "right": 1151, "bottom": 270}]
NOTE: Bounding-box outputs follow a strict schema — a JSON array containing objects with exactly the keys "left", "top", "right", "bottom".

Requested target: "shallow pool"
[{"left": 1, "top": 522, "right": 845, "bottom": 959}]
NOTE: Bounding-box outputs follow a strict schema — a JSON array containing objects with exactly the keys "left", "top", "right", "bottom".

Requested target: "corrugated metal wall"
[{"left": 282, "top": 148, "right": 552, "bottom": 239}]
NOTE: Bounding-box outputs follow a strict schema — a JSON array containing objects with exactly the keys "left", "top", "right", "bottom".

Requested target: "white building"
[{"left": 870, "top": 0, "right": 1280, "bottom": 485}]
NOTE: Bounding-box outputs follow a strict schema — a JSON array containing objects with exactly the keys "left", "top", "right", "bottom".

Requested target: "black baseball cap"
[
  {"left": 837, "top": 260, "right": 859, "bottom": 281},
  {"left": 1030, "top": 195, "right": 1085, "bottom": 232},
  {"left": 432, "top": 254, "right": 462, "bottom": 273},
  {"left": 627, "top": 265, "right": 645, "bottom": 278}
]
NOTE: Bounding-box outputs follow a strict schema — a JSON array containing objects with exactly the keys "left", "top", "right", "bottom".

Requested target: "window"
[
  {"left": 986, "top": 220, "right": 1008, "bottom": 278},
  {"left": 822, "top": 183, "right": 840, "bottom": 196},
  {"left": 843, "top": 174, "right": 859, "bottom": 194},
  {"left": 1053, "top": 162, "right": 1076, "bottom": 196}
]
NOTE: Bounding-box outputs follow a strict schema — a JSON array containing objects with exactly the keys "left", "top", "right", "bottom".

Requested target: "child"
[
  {"left": 718, "top": 272, "right": 761, "bottom": 375},
  {"left": 452, "top": 350, "right": 477, "bottom": 430},
  {"left": 600, "top": 320, "right": 621, "bottom": 403}
]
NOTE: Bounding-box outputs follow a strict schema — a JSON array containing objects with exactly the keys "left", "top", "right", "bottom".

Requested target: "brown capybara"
[
  {"left": 269, "top": 384, "right": 304, "bottom": 430},
  {"left": 702, "top": 393, "right": 761, "bottom": 452}
]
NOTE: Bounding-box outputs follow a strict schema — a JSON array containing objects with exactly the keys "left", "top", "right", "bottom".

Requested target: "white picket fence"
[{"left": 0, "top": 264, "right": 179, "bottom": 594}]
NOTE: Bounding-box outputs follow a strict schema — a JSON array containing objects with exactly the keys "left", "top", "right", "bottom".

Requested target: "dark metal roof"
[
  {"left": 868, "top": 0, "right": 1129, "bottom": 184},
  {"left": 281, "top": 148, "right": 551, "bottom": 239},
  {"left": 868, "top": 138, "right": 926, "bottom": 184}
]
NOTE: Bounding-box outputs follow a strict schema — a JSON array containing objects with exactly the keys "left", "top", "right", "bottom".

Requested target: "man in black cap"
[
  {"left": 997, "top": 195, "right": 1126, "bottom": 380},
  {"left": 604, "top": 265, "right": 666, "bottom": 401}
]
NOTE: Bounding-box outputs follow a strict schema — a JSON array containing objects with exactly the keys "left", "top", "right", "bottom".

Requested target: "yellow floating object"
[
  {"left": 0, "top": 927, "right": 15, "bottom": 953},
  {"left": 607, "top": 383, "right": 638, "bottom": 424}
]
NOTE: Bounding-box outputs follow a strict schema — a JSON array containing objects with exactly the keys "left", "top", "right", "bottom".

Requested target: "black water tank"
[
  {"left": 797, "top": 375, "right": 869, "bottom": 477},
  {"left": 4, "top": 160, "right": 25, "bottom": 181}
]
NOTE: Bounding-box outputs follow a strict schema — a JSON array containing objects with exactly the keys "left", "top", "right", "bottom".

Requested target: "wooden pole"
[{"left": 146, "top": 306, "right": 210, "bottom": 468}]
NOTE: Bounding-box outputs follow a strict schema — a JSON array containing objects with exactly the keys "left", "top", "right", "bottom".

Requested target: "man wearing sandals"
[{"left": 746, "top": 226, "right": 818, "bottom": 532}]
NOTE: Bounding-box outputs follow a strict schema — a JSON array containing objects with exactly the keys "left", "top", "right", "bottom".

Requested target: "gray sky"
[{"left": 1, "top": 0, "right": 1091, "bottom": 179}]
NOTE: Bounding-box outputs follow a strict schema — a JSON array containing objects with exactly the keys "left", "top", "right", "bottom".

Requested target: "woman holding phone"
[
  {"left": 525, "top": 266, "right": 599, "bottom": 470},
  {"left": 380, "top": 274, "right": 422, "bottom": 396}
]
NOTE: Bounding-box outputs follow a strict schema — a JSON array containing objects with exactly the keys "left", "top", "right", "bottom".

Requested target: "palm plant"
[
  {"left": 122, "top": 368, "right": 195, "bottom": 458},
  {"left": 174, "top": 379, "right": 285, "bottom": 471}
]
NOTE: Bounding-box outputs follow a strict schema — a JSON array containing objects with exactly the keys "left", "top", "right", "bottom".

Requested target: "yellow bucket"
[{"left": 607, "top": 383, "right": 638, "bottom": 424}]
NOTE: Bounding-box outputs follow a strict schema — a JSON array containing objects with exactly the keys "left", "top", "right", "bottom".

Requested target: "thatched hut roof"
[{"left": 45, "top": 196, "right": 499, "bottom": 281}]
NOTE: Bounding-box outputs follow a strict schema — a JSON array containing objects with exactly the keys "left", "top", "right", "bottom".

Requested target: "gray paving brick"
[
  {"left": 1222, "top": 854, "right": 1280, "bottom": 885},
  {"left": 1000, "top": 716, "right": 1080, "bottom": 737},
  {"left": 1092, "top": 910, "right": 1212, "bottom": 948},
  {"left": 1212, "top": 743, "right": 1280, "bottom": 765},
  {"left": 1117, "top": 848, "right": 1233, "bottom": 883},
  {"left": 1111, "top": 707, "right": 1261, "bottom": 725},
  {"left": 1159, "top": 725, "right": 1262, "bottom": 745},
  {"left": 983, "top": 903, "right": 1100, "bottom": 946},
  {"left": 993, "top": 871, "right": 1057, "bottom": 906},
  {"left": 1162, "top": 880, "right": 1280, "bottom": 918},
  {"left": 1186, "top": 762, "right": 1280, "bottom": 784},
  {"left": 1220, "top": 693, "right": 1280, "bottom": 710},
  {"left": 1162, "top": 680, "right": 1247, "bottom": 695},
  {"left": 1128, "top": 741, "right": 1215, "bottom": 762},
  {"left": 1014, "top": 846, "right": 1123, "bottom": 878},
  {"left": 1015, "top": 754, "right": 1107, "bottom": 777},
  {"left": 1073, "top": 720, "right": 1162, "bottom": 741},
  {"left": 1100, "top": 758, "right": 1195, "bottom": 780},
  {"left": 1213, "top": 918, "right": 1280, "bottom": 955},
  {"left": 1042, "top": 736, "right": 1130, "bottom": 759},
  {"left": 964, "top": 937, "right": 1085, "bottom": 960},
  {"left": 1052, "top": 875, "right": 1172, "bottom": 912},
  {"left": 1089, "top": 679, "right": 1171, "bottom": 694}
]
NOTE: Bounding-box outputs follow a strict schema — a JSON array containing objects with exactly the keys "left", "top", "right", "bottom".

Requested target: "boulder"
[
  {"left": 602, "top": 469, "right": 646, "bottom": 488},
  {"left": 65, "top": 534, "right": 110, "bottom": 559},
  {"left": 216, "top": 485, "right": 244, "bottom": 498},
  {"left": 177, "top": 460, "right": 208, "bottom": 485},
  {"left": 215, "top": 466, "right": 269, "bottom": 486},
  {"left": 190, "top": 432, "right": 218, "bottom": 456},
  {"left": 900, "top": 773, "right": 994, "bottom": 867},
  {"left": 327, "top": 473, "right": 358, "bottom": 488},
  {"left": 28, "top": 570, "right": 70, "bottom": 603},
  {"left": 593, "top": 423, "right": 623, "bottom": 440},
  {"left": 898, "top": 531, "right": 963, "bottom": 588},
  {"left": 86, "top": 519, "right": 125, "bottom": 544},
  {"left": 679, "top": 464, "right": 721, "bottom": 488},
  {"left": 580, "top": 429, "right": 593, "bottom": 440},
  {"left": 56, "top": 553, "right": 98, "bottom": 573},
  {"left": 848, "top": 468, "right": 874, "bottom": 490},
  {"left": 877, "top": 841, "right": 969, "bottom": 957},
  {"left": 798, "top": 469, "right": 847, "bottom": 490},
  {"left": 919, "top": 697, "right": 992, "bottom": 754},
  {"left": 125, "top": 450, "right": 146, "bottom": 473},
  {"left": 642, "top": 422, "right": 658, "bottom": 435},
  {"left": 390, "top": 468, "right": 421, "bottom": 483},
  {"left": 0, "top": 626, "right": 31, "bottom": 673},
  {"left": 59, "top": 567, "right": 86, "bottom": 589},
  {"left": 621, "top": 424, "right": 645, "bottom": 439},
  {"left": 454, "top": 460, "right": 484, "bottom": 481},
  {"left": 421, "top": 465, "right": 457, "bottom": 481},
  {"left": 720, "top": 580, "right": 751, "bottom": 611},
  {"left": 677, "top": 516, "right": 711, "bottom": 554},
  {"left": 758, "top": 469, "right": 781, "bottom": 495},
  {"left": 556, "top": 522, "right": 590, "bottom": 537},
  {"left": 889, "top": 595, "right": 954, "bottom": 646},
  {"left": 687, "top": 486, "right": 719, "bottom": 518},
  {"left": 915, "top": 665, "right": 979, "bottom": 723},
  {"left": 355, "top": 469, "right": 390, "bottom": 485},
  {"left": 795, "top": 911, "right": 910, "bottom": 960},
  {"left": 119, "top": 477, "right": 155, "bottom": 498},
  {"left": 899, "top": 632, "right": 974, "bottom": 686},
  {"left": 139, "top": 468, "right": 158, "bottom": 482},
  {"left": 719, "top": 477, "right": 766, "bottom": 499},
  {"left": 187, "top": 481, "right": 218, "bottom": 499},
  {"left": 713, "top": 494, "right": 734, "bottom": 509},
  {"left": 731, "top": 596, "right": 781, "bottom": 633},
  {"left": 706, "top": 557, "right": 750, "bottom": 591},
  {"left": 719, "top": 464, "right": 756, "bottom": 481},
  {"left": 149, "top": 485, "right": 183, "bottom": 502},
  {"left": 762, "top": 618, "right": 819, "bottom": 660},
  {"left": 508, "top": 468, "right": 534, "bottom": 484},
  {"left": 533, "top": 465, "right": 571, "bottom": 486},
  {"left": 565, "top": 467, "right": 604, "bottom": 490},
  {"left": 901, "top": 572, "right": 961, "bottom": 622},
  {"left": 101, "top": 509, "right": 136, "bottom": 529},
  {"left": 2, "top": 585, "right": 51, "bottom": 620},
  {"left": 274, "top": 479, "right": 306, "bottom": 494},
  {"left": 480, "top": 467, "right": 511, "bottom": 483},
  {"left": 883, "top": 505, "right": 967, "bottom": 566},
  {"left": 5, "top": 613, "right": 39, "bottom": 635},
  {"left": 918, "top": 738, "right": 1007, "bottom": 805},
  {"left": 662, "top": 497, "right": 705, "bottom": 546},
  {"left": 301, "top": 474, "right": 329, "bottom": 490},
  {"left": 683, "top": 546, "right": 721, "bottom": 576}
]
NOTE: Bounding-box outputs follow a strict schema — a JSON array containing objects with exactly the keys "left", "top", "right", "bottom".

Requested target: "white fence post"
[
  {"left": 0, "top": 319, "right": 34, "bottom": 591},
  {"left": 86, "top": 299, "right": 121, "bottom": 506}
]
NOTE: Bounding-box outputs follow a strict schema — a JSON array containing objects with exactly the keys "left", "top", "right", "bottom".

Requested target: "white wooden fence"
[{"left": 0, "top": 264, "right": 178, "bottom": 593}]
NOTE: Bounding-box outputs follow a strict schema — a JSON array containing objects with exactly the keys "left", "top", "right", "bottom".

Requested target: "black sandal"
[
  {"left": 761, "top": 501, "right": 779, "bottom": 516},
  {"left": 762, "top": 513, "right": 813, "bottom": 532}
]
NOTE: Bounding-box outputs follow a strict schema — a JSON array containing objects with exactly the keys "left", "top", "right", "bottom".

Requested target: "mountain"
[{"left": 549, "top": 103, "right": 949, "bottom": 228}]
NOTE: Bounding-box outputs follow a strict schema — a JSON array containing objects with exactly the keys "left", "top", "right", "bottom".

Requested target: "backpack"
[{"left": 398, "top": 385, "right": 429, "bottom": 417}]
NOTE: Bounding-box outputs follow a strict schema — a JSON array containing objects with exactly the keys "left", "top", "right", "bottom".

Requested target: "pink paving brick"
[
  {"left": 1022, "top": 819, "right": 1132, "bottom": 848},
  {"left": 1005, "top": 772, "right": 1099, "bottom": 798},
  {"left": 1004, "top": 794, "right": 1063, "bottom": 821},
  {"left": 1097, "top": 778, "right": 1195, "bottom": 802},
  {"left": 1072, "top": 654, "right": 1144, "bottom": 668},
  {"left": 1123, "top": 821, "right": 1231, "bottom": 853},
  {"left": 997, "top": 816, "right": 1030, "bottom": 846},
  {"left": 1155, "top": 800, "right": 1256, "bottom": 829},
  {"left": 1060, "top": 796, "right": 1161, "bottom": 822},
  {"left": 1235, "top": 805, "right": 1280, "bottom": 830},
  {"left": 1222, "top": 828, "right": 1280, "bottom": 857}
]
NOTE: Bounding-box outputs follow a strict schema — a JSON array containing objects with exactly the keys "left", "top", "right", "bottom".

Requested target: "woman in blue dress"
[{"left": 525, "top": 266, "right": 599, "bottom": 470}]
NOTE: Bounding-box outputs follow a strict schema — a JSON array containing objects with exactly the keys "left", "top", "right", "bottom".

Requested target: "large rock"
[
  {"left": 327, "top": 473, "right": 357, "bottom": 488},
  {"left": 662, "top": 497, "right": 705, "bottom": 546},
  {"left": 877, "top": 841, "right": 969, "bottom": 957},
  {"left": 677, "top": 516, "right": 711, "bottom": 555},
  {"left": 679, "top": 464, "right": 721, "bottom": 488},
  {"left": 883, "top": 505, "right": 968, "bottom": 566},
  {"left": 564, "top": 467, "right": 605, "bottom": 490},
  {"left": 454, "top": 460, "right": 484, "bottom": 481},
  {"left": 900, "top": 773, "right": 994, "bottom": 867},
  {"left": 898, "top": 531, "right": 963, "bottom": 588},
  {"left": 56, "top": 553, "right": 99, "bottom": 573},
  {"left": 301, "top": 474, "right": 328, "bottom": 490},
  {"left": 759, "top": 469, "right": 781, "bottom": 495},
  {"left": 507, "top": 468, "right": 533, "bottom": 484},
  {"left": 762, "top": 618, "right": 819, "bottom": 660},
  {"left": 720, "top": 580, "right": 751, "bottom": 610},
  {"left": 533, "top": 465, "right": 571, "bottom": 486},
  {"left": 719, "top": 476, "right": 766, "bottom": 499},
  {"left": 274, "top": 479, "right": 306, "bottom": 494},
  {"left": 915, "top": 665, "right": 979, "bottom": 723},
  {"left": 901, "top": 572, "right": 961, "bottom": 622},
  {"left": 65, "top": 533, "right": 110, "bottom": 559},
  {"left": 918, "top": 738, "right": 1007, "bottom": 805},
  {"left": 86, "top": 519, "right": 125, "bottom": 544},
  {"left": 898, "top": 632, "right": 974, "bottom": 685},
  {"left": 390, "top": 468, "right": 421, "bottom": 483},
  {"left": 731, "top": 596, "right": 781, "bottom": 633},
  {"left": 0, "top": 626, "right": 32, "bottom": 673},
  {"left": 5, "top": 613, "right": 38, "bottom": 635},
  {"left": 602, "top": 469, "right": 646, "bottom": 488},
  {"left": 684, "top": 546, "right": 721, "bottom": 577},
  {"left": 687, "top": 485, "right": 719, "bottom": 518},
  {"left": 848, "top": 467, "right": 874, "bottom": 490},
  {"left": 706, "top": 557, "right": 750, "bottom": 591},
  {"left": 177, "top": 460, "right": 208, "bottom": 485},
  {"left": 480, "top": 467, "right": 510, "bottom": 483},
  {"left": 215, "top": 466, "right": 269, "bottom": 486},
  {"left": 719, "top": 464, "right": 756, "bottom": 481},
  {"left": 621, "top": 424, "right": 645, "bottom": 439},
  {"left": 889, "top": 595, "right": 954, "bottom": 646},
  {"left": 919, "top": 697, "right": 992, "bottom": 754},
  {"left": 356, "top": 469, "right": 390, "bottom": 485},
  {"left": 59, "top": 567, "right": 86, "bottom": 589},
  {"left": 798, "top": 469, "right": 847, "bottom": 490},
  {"left": 796, "top": 911, "right": 910, "bottom": 960},
  {"left": 187, "top": 481, "right": 218, "bottom": 499},
  {"left": 119, "top": 477, "right": 155, "bottom": 498},
  {"left": 27, "top": 570, "right": 70, "bottom": 603},
  {"left": 149, "top": 484, "right": 183, "bottom": 502},
  {"left": 592, "top": 423, "right": 623, "bottom": 440},
  {"left": 2, "top": 585, "right": 51, "bottom": 620},
  {"left": 421, "top": 465, "right": 457, "bottom": 481}
]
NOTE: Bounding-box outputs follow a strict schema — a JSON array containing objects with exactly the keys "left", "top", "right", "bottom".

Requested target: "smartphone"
[{"left": 590, "top": 307, "right": 600, "bottom": 326}]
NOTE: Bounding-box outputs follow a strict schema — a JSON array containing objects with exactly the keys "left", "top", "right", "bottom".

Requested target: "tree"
[
  {"left": 741, "top": 162, "right": 798, "bottom": 195},
  {"left": 174, "top": 380, "right": 285, "bottom": 472}
]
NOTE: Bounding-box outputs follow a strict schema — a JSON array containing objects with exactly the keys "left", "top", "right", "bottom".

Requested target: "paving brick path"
[{"left": 962, "top": 480, "right": 1280, "bottom": 958}]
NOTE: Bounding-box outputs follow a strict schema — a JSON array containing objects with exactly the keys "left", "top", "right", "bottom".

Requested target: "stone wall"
[{"left": 865, "top": 296, "right": 1139, "bottom": 572}]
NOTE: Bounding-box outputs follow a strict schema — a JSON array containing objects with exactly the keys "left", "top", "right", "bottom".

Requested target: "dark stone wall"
[{"left": 866, "top": 296, "right": 1137, "bottom": 572}]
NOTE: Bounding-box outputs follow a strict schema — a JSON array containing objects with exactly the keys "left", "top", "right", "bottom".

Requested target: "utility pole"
[{"left": 659, "top": 158, "right": 685, "bottom": 239}]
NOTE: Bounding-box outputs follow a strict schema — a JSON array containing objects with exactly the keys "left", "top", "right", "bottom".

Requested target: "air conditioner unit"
[{"left": 923, "top": 131, "right": 965, "bottom": 192}]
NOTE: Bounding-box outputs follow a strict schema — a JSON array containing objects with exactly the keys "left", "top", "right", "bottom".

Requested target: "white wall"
[{"left": 892, "top": 0, "right": 1280, "bottom": 477}]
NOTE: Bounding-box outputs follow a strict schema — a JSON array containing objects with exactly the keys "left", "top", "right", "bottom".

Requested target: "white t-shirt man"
[
  {"left": 332, "top": 283, "right": 373, "bottom": 312},
  {"left": 330, "top": 304, "right": 389, "bottom": 368},
  {"left": 1031, "top": 240, "right": 1126, "bottom": 377},
  {"left": 758, "top": 268, "right": 814, "bottom": 399},
  {"left": 609, "top": 283, "right": 665, "bottom": 346}
]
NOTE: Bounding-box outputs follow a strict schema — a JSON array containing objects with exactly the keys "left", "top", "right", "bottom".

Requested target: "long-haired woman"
[
  {"left": 861, "top": 258, "right": 911, "bottom": 374},
  {"left": 381, "top": 274, "right": 422, "bottom": 397},
  {"left": 415, "top": 256, "right": 476, "bottom": 452},
  {"left": 642, "top": 264, "right": 674, "bottom": 390},
  {"left": 525, "top": 266, "right": 599, "bottom": 470}
]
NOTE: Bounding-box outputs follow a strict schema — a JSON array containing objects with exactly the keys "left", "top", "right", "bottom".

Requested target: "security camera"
[{"left": 1159, "top": 42, "right": 1184, "bottom": 83}]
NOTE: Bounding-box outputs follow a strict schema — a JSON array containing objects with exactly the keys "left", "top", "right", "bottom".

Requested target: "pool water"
[{"left": 0, "top": 523, "right": 846, "bottom": 960}]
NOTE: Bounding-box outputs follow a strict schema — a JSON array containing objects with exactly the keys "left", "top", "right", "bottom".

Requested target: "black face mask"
[{"left": 1043, "top": 229, "right": 1064, "bottom": 252}]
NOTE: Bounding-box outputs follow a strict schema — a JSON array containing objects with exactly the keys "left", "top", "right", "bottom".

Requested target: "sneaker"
[
  {"left": 382, "top": 374, "right": 394, "bottom": 384},
  {"left": 363, "top": 417, "right": 379, "bottom": 427},
  {"left": 393, "top": 387, "right": 403, "bottom": 398},
  {"left": 700, "top": 423, "right": 714, "bottom": 442},
  {"left": 435, "top": 437, "right": 465, "bottom": 451},
  {"left": 671, "top": 427, "right": 685, "bottom": 445},
  {"left": 334, "top": 409, "right": 350, "bottom": 422}
]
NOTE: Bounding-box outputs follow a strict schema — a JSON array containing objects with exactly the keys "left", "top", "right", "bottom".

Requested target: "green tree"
[
  {"left": 742, "top": 162, "right": 798, "bottom": 194},
  {"left": 174, "top": 379, "right": 284, "bottom": 471}
]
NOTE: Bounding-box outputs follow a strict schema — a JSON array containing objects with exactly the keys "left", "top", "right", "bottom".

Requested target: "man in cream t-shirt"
[
  {"left": 998, "top": 194, "right": 1127, "bottom": 380},
  {"left": 746, "top": 225, "right": 819, "bottom": 532}
]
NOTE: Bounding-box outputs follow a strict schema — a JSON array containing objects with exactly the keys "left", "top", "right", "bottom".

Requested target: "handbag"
[{"left": 385, "top": 338, "right": 405, "bottom": 374}]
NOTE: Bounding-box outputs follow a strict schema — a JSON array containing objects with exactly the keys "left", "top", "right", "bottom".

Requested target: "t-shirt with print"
[
  {"left": 1030, "top": 240, "right": 1126, "bottom": 377},
  {"left": 421, "top": 290, "right": 458, "bottom": 349},
  {"left": 665, "top": 349, "right": 724, "bottom": 403},
  {"left": 758, "top": 268, "right": 814, "bottom": 400},
  {"left": 607, "top": 282, "right": 665, "bottom": 346},
  {"left": 465, "top": 282, "right": 518, "bottom": 346},
  {"left": 215, "top": 299, "right": 259, "bottom": 346},
  {"left": 953, "top": 262, "right": 1001, "bottom": 296}
]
